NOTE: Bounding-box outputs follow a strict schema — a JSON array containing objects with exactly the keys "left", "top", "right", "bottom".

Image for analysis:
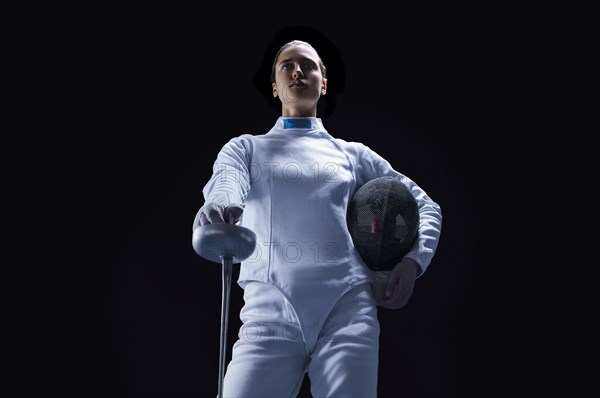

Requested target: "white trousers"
[{"left": 222, "top": 281, "right": 380, "bottom": 397}]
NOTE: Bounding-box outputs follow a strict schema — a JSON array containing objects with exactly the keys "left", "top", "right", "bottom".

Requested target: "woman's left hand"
[{"left": 375, "top": 257, "right": 419, "bottom": 309}]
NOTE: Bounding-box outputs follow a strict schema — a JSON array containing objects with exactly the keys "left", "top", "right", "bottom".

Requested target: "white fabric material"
[
  {"left": 223, "top": 282, "right": 379, "bottom": 397},
  {"left": 200, "top": 116, "right": 442, "bottom": 394},
  {"left": 201, "top": 117, "right": 442, "bottom": 285}
]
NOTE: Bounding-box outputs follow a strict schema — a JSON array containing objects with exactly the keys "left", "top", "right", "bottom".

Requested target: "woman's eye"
[{"left": 281, "top": 62, "right": 316, "bottom": 71}]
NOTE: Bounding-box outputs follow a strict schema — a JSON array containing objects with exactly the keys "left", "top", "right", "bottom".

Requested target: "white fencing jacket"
[{"left": 200, "top": 117, "right": 442, "bottom": 325}]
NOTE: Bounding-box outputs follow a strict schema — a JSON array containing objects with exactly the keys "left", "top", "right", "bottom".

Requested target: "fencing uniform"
[{"left": 195, "top": 117, "right": 442, "bottom": 396}]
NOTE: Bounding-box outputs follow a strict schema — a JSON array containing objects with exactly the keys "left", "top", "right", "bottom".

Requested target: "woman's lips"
[{"left": 289, "top": 80, "right": 307, "bottom": 87}]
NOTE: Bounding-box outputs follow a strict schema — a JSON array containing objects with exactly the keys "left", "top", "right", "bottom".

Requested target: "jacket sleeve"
[
  {"left": 192, "top": 136, "right": 253, "bottom": 229},
  {"left": 356, "top": 142, "right": 443, "bottom": 277}
]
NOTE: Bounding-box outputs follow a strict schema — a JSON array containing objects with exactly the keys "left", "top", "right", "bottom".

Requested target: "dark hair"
[
  {"left": 270, "top": 40, "right": 328, "bottom": 83},
  {"left": 254, "top": 26, "right": 345, "bottom": 117}
]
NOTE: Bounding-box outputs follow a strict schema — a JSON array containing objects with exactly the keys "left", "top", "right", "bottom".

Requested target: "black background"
[{"left": 5, "top": 3, "right": 596, "bottom": 397}]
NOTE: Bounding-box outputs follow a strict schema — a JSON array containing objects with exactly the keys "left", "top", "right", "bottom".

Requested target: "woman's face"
[{"left": 272, "top": 44, "right": 327, "bottom": 117}]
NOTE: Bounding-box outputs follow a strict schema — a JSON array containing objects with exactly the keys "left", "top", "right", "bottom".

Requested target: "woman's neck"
[{"left": 281, "top": 106, "right": 317, "bottom": 118}]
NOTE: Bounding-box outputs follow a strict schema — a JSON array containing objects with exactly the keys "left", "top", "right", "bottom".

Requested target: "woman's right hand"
[{"left": 194, "top": 202, "right": 244, "bottom": 227}]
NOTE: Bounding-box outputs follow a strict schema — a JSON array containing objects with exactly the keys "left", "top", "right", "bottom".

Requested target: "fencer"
[{"left": 193, "top": 40, "right": 442, "bottom": 397}]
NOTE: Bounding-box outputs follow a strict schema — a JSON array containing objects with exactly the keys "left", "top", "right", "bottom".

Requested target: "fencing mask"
[{"left": 347, "top": 176, "right": 420, "bottom": 271}]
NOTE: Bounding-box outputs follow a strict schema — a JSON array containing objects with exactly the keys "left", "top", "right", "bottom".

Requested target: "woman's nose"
[{"left": 292, "top": 64, "right": 304, "bottom": 79}]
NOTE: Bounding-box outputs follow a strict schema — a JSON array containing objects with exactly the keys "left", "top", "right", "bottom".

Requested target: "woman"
[{"left": 193, "top": 39, "right": 442, "bottom": 397}]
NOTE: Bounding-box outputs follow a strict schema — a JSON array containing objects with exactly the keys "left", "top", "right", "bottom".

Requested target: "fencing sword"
[{"left": 192, "top": 223, "right": 257, "bottom": 398}]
